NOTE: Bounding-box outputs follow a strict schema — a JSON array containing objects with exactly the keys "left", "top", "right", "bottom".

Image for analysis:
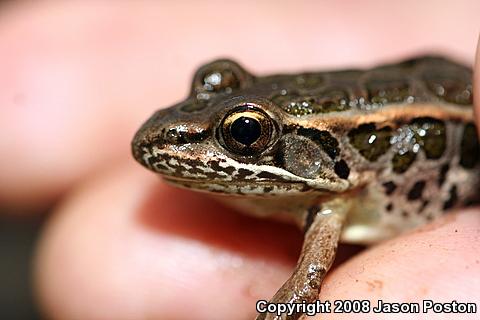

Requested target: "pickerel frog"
[{"left": 132, "top": 56, "right": 479, "bottom": 320}]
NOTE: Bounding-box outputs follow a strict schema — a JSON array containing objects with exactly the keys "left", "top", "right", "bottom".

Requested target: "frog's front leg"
[{"left": 256, "top": 198, "right": 351, "bottom": 320}]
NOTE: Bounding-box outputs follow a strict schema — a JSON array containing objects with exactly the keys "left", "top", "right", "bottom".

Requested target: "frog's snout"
[{"left": 132, "top": 109, "right": 211, "bottom": 163}]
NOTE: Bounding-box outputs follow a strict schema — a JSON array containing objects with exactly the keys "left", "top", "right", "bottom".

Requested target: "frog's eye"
[
  {"left": 192, "top": 59, "right": 252, "bottom": 101},
  {"left": 220, "top": 105, "right": 273, "bottom": 156}
]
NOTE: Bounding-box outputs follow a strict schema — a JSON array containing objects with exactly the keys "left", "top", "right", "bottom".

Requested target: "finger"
[
  {"left": 35, "top": 164, "right": 480, "bottom": 320},
  {"left": 318, "top": 209, "right": 480, "bottom": 320},
  {"left": 0, "top": 1, "right": 193, "bottom": 211},
  {"left": 1, "top": 1, "right": 478, "bottom": 212},
  {"left": 34, "top": 163, "right": 303, "bottom": 320}
]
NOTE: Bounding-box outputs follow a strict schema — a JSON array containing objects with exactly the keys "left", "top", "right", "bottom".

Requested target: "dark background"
[{"left": 1, "top": 214, "right": 43, "bottom": 319}]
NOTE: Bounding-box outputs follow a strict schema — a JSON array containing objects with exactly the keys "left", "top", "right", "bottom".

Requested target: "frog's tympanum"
[{"left": 132, "top": 56, "right": 479, "bottom": 320}]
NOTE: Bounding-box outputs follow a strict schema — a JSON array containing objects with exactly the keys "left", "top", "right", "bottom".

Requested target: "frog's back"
[{"left": 261, "top": 56, "right": 478, "bottom": 243}]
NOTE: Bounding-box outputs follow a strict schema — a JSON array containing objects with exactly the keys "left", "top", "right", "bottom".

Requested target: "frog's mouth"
[{"left": 161, "top": 175, "right": 313, "bottom": 196}]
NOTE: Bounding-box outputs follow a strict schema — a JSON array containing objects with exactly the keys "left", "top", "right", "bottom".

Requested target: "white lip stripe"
[{"left": 142, "top": 145, "right": 349, "bottom": 193}]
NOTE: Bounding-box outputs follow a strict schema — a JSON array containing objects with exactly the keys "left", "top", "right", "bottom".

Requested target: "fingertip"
[{"left": 317, "top": 209, "right": 480, "bottom": 320}]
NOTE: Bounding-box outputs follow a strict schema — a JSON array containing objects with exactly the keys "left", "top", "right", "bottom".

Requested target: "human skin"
[{"left": 0, "top": 1, "right": 478, "bottom": 319}]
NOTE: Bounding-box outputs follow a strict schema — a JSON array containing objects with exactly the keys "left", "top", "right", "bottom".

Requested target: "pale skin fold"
[{"left": 0, "top": 1, "right": 478, "bottom": 320}]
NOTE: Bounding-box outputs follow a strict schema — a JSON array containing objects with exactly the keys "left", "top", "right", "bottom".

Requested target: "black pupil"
[{"left": 230, "top": 116, "right": 262, "bottom": 146}]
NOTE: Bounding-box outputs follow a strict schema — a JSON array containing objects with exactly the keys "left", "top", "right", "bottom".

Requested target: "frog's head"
[{"left": 132, "top": 59, "right": 351, "bottom": 196}]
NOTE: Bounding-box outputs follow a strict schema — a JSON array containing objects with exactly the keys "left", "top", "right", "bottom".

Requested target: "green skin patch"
[
  {"left": 391, "top": 118, "right": 446, "bottom": 173},
  {"left": 273, "top": 90, "right": 350, "bottom": 116},
  {"left": 348, "top": 123, "right": 392, "bottom": 161},
  {"left": 411, "top": 118, "right": 446, "bottom": 160},
  {"left": 392, "top": 151, "right": 417, "bottom": 173},
  {"left": 350, "top": 118, "right": 446, "bottom": 169}
]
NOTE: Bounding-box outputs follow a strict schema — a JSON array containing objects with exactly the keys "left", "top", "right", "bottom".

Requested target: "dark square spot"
[
  {"left": 334, "top": 160, "right": 350, "bottom": 179},
  {"left": 407, "top": 180, "right": 426, "bottom": 201},
  {"left": 382, "top": 181, "right": 397, "bottom": 195}
]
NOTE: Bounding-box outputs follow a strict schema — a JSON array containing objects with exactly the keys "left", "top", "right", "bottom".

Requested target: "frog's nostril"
[{"left": 165, "top": 127, "right": 188, "bottom": 144}]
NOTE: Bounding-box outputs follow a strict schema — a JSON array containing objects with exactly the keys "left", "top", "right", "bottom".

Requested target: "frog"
[{"left": 131, "top": 56, "right": 480, "bottom": 320}]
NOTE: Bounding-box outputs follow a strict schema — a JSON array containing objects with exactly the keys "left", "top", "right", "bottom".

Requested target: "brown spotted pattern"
[
  {"left": 132, "top": 54, "right": 480, "bottom": 230},
  {"left": 132, "top": 56, "right": 480, "bottom": 320}
]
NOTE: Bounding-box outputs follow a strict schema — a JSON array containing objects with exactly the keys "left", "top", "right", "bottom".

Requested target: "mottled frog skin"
[{"left": 132, "top": 56, "right": 479, "bottom": 320}]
